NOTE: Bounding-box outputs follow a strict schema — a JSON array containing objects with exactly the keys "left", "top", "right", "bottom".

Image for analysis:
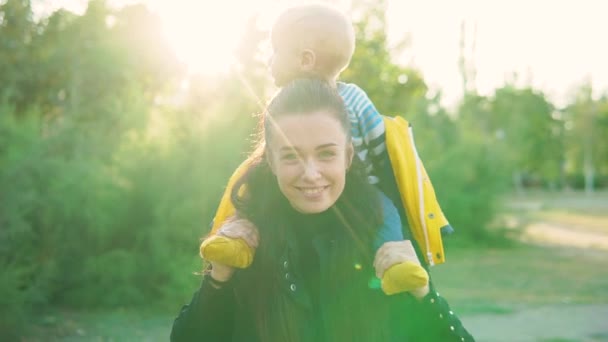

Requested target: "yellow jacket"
[
  {"left": 208, "top": 115, "right": 449, "bottom": 266},
  {"left": 208, "top": 159, "right": 249, "bottom": 234},
  {"left": 383, "top": 116, "right": 448, "bottom": 265}
]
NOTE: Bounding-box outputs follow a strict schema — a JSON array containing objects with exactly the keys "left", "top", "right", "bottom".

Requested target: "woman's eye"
[
  {"left": 319, "top": 150, "right": 336, "bottom": 159},
  {"left": 281, "top": 153, "right": 298, "bottom": 161}
]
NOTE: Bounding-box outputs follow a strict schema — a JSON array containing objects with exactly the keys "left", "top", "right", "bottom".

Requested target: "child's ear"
[{"left": 300, "top": 49, "right": 316, "bottom": 72}]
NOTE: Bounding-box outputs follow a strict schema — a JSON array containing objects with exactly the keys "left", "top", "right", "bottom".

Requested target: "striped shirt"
[{"left": 337, "top": 82, "right": 387, "bottom": 184}]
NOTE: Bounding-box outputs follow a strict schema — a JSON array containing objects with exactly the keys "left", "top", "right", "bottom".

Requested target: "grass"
[
  {"left": 22, "top": 244, "right": 608, "bottom": 341},
  {"left": 430, "top": 245, "right": 608, "bottom": 316},
  {"left": 24, "top": 308, "right": 171, "bottom": 341},
  {"left": 21, "top": 191, "right": 608, "bottom": 341},
  {"left": 432, "top": 190, "right": 608, "bottom": 317}
]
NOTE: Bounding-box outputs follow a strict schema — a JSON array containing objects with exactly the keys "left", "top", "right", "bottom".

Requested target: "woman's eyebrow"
[
  {"left": 279, "top": 146, "right": 298, "bottom": 152},
  {"left": 279, "top": 143, "right": 337, "bottom": 152},
  {"left": 315, "top": 143, "right": 338, "bottom": 150}
]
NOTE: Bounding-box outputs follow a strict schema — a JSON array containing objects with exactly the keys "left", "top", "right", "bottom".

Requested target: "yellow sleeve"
[
  {"left": 209, "top": 157, "right": 255, "bottom": 234},
  {"left": 384, "top": 116, "right": 448, "bottom": 265}
]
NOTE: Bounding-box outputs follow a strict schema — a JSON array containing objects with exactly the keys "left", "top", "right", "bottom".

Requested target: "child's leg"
[
  {"left": 380, "top": 249, "right": 429, "bottom": 295},
  {"left": 199, "top": 159, "right": 256, "bottom": 268},
  {"left": 200, "top": 234, "right": 254, "bottom": 269},
  {"left": 375, "top": 193, "right": 429, "bottom": 295}
]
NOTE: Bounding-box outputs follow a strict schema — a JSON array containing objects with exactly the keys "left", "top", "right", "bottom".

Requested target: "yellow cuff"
[
  {"left": 199, "top": 235, "right": 254, "bottom": 269},
  {"left": 381, "top": 261, "right": 429, "bottom": 295}
]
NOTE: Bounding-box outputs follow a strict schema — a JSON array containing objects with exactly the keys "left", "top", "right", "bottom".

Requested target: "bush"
[
  {"left": 0, "top": 100, "right": 254, "bottom": 336},
  {"left": 0, "top": 112, "right": 54, "bottom": 336},
  {"left": 408, "top": 110, "right": 512, "bottom": 244}
]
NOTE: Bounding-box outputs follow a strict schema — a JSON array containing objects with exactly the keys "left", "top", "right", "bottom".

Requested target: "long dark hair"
[{"left": 230, "top": 79, "right": 391, "bottom": 341}]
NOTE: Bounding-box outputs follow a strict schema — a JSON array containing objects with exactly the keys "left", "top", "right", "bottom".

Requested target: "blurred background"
[{"left": 1, "top": 0, "right": 607, "bottom": 341}]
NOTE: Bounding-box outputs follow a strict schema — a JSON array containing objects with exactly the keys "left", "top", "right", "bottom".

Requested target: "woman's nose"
[{"left": 301, "top": 159, "right": 321, "bottom": 181}]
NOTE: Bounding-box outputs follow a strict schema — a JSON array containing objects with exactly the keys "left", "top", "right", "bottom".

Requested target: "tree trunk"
[
  {"left": 583, "top": 146, "right": 594, "bottom": 195},
  {"left": 513, "top": 170, "right": 524, "bottom": 195},
  {"left": 583, "top": 103, "right": 596, "bottom": 195}
]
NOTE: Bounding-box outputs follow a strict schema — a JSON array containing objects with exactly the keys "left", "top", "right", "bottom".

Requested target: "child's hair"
[{"left": 271, "top": 3, "right": 356, "bottom": 80}]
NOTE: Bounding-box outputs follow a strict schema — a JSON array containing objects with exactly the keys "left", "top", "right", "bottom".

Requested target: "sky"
[
  {"left": 33, "top": 0, "right": 608, "bottom": 107},
  {"left": 386, "top": 0, "right": 608, "bottom": 107}
]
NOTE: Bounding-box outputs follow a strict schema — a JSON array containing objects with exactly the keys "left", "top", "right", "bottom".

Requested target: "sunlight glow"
[
  {"left": 147, "top": 0, "right": 352, "bottom": 75},
  {"left": 147, "top": 0, "right": 278, "bottom": 75},
  {"left": 388, "top": 0, "right": 608, "bottom": 106},
  {"left": 34, "top": 0, "right": 608, "bottom": 105}
]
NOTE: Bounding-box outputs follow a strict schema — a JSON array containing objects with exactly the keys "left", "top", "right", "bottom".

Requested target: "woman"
[{"left": 171, "top": 79, "right": 474, "bottom": 342}]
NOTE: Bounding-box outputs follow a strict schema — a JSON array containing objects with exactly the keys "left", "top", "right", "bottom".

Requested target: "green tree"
[
  {"left": 563, "top": 82, "right": 608, "bottom": 191},
  {"left": 345, "top": 0, "right": 510, "bottom": 241},
  {"left": 0, "top": 0, "right": 36, "bottom": 113},
  {"left": 344, "top": 0, "right": 427, "bottom": 116},
  {"left": 1, "top": 3, "right": 275, "bottom": 337},
  {"left": 488, "top": 85, "right": 561, "bottom": 190},
  {"left": 595, "top": 95, "right": 608, "bottom": 181}
]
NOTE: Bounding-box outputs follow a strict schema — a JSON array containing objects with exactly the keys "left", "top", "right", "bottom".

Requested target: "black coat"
[{"left": 170, "top": 220, "right": 474, "bottom": 342}]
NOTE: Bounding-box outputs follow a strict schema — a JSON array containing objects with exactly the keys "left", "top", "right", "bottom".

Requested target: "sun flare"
[{"left": 148, "top": 0, "right": 279, "bottom": 75}]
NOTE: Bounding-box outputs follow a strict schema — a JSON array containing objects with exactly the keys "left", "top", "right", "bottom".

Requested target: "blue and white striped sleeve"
[{"left": 339, "top": 83, "right": 387, "bottom": 162}]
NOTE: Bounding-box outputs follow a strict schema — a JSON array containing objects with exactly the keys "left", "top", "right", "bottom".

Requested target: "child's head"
[{"left": 270, "top": 3, "right": 355, "bottom": 87}]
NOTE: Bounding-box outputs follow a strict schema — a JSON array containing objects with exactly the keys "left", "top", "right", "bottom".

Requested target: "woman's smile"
[{"left": 296, "top": 185, "right": 330, "bottom": 199}]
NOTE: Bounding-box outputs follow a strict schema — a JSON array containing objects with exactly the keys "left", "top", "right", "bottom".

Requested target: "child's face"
[{"left": 270, "top": 35, "right": 304, "bottom": 87}]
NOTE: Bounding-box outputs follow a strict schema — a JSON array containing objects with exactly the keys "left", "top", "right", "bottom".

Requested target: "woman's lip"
[
  {"left": 296, "top": 185, "right": 330, "bottom": 196},
  {"left": 295, "top": 186, "right": 330, "bottom": 190}
]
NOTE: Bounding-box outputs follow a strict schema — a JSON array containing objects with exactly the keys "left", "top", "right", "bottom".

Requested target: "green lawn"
[
  {"left": 22, "top": 191, "right": 608, "bottom": 340},
  {"left": 23, "top": 243, "right": 608, "bottom": 341},
  {"left": 431, "top": 245, "right": 608, "bottom": 315},
  {"left": 25, "top": 308, "right": 172, "bottom": 341}
]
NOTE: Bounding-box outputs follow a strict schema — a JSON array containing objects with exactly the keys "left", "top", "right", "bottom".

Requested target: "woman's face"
[{"left": 267, "top": 110, "right": 353, "bottom": 214}]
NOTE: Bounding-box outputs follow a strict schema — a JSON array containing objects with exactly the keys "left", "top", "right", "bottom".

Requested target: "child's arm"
[
  {"left": 201, "top": 156, "right": 258, "bottom": 269},
  {"left": 374, "top": 192, "right": 428, "bottom": 295},
  {"left": 208, "top": 158, "right": 252, "bottom": 235},
  {"left": 339, "top": 82, "right": 388, "bottom": 184},
  {"left": 374, "top": 192, "right": 409, "bottom": 250}
]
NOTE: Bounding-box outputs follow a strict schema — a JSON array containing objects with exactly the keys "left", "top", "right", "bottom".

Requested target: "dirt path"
[
  {"left": 460, "top": 207, "right": 608, "bottom": 342},
  {"left": 523, "top": 221, "right": 608, "bottom": 250}
]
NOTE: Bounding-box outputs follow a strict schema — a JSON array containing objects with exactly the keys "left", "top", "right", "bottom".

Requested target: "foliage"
[
  {"left": 0, "top": 0, "right": 258, "bottom": 337},
  {"left": 345, "top": 0, "right": 511, "bottom": 241},
  {"left": 1, "top": 0, "right": 607, "bottom": 338},
  {"left": 489, "top": 86, "right": 561, "bottom": 189},
  {"left": 562, "top": 82, "right": 608, "bottom": 191}
]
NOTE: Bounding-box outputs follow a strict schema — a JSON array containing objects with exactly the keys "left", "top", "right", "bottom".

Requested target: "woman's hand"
[
  {"left": 207, "top": 218, "right": 260, "bottom": 282},
  {"left": 373, "top": 240, "right": 429, "bottom": 298}
]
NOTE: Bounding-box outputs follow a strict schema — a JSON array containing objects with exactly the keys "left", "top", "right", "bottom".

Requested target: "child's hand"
[
  {"left": 373, "top": 240, "right": 430, "bottom": 297},
  {"left": 216, "top": 218, "right": 260, "bottom": 250},
  {"left": 373, "top": 240, "right": 421, "bottom": 278},
  {"left": 201, "top": 218, "right": 260, "bottom": 276}
]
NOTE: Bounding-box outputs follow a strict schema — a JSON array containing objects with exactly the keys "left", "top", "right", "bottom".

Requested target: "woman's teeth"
[{"left": 300, "top": 187, "right": 325, "bottom": 195}]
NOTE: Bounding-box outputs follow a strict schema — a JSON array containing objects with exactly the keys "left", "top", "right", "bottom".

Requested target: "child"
[{"left": 201, "top": 3, "right": 450, "bottom": 295}]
